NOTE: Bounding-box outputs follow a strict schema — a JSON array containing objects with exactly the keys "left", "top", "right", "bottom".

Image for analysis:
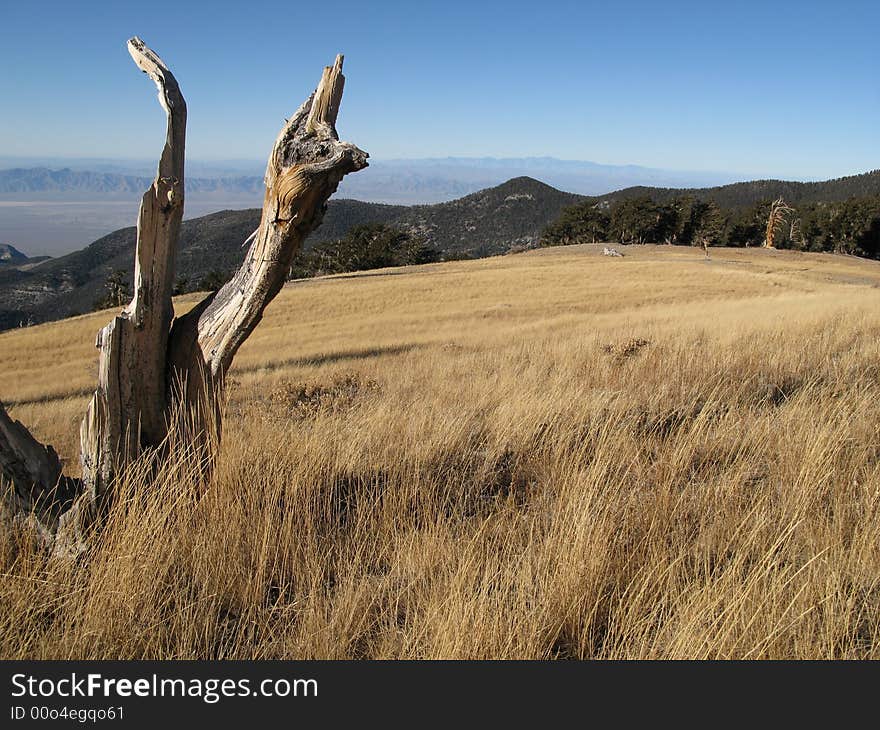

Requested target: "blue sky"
[{"left": 1, "top": 0, "right": 878, "bottom": 180}]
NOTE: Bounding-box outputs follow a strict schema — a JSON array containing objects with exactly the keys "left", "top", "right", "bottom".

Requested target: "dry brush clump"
[{"left": 602, "top": 337, "right": 651, "bottom": 360}]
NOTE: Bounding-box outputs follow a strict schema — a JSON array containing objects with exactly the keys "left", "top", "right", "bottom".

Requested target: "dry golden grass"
[{"left": 3, "top": 243, "right": 880, "bottom": 658}]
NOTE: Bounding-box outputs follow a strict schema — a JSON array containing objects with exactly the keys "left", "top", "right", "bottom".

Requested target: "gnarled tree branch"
[{"left": 169, "top": 54, "right": 368, "bottom": 384}]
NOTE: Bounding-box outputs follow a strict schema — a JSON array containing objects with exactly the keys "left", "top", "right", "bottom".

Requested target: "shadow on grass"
[
  {"left": 4, "top": 345, "right": 424, "bottom": 407},
  {"left": 234, "top": 343, "right": 425, "bottom": 375}
]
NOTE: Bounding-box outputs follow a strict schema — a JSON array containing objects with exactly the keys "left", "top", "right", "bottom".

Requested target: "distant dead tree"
[
  {"left": 763, "top": 197, "right": 795, "bottom": 249},
  {"left": 0, "top": 38, "right": 367, "bottom": 555}
]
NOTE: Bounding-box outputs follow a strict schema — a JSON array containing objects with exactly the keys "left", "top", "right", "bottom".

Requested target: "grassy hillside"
[
  {"left": 0, "top": 177, "right": 582, "bottom": 330},
  {"left": 5, "top": 170, "right": 880, "bottom": 330},
  {"left": 2, "top": 245, "right": 880, "bottom": 658}
]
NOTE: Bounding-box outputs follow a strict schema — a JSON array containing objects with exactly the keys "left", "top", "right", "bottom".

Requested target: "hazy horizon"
[
  {"left": 2, "top": 153, "right": 878, "bottom": 258},
  {"left": 0, "top": 153, "right": 835, "bottom": 258},
  {"left": 0, "top": 152, "right": 867, "bottom": 184}
]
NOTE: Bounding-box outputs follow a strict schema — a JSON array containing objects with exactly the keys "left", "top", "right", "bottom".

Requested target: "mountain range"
[
  {"left": 0, "top": 168, "right": 265, "bottom": 196},
  {"left": 3, "top": 169, "right": 880, "bottom": 331},
  {"left": 333, "top": 157, "right": 746, "bottom": 203},
  {"left": 4, "top": 156, "right": 748, "bottom": 257},
  {"left": 0, "top": 156, "right": 787, "bottom": 258},
  {"left": 0, "top": 177, "right": 581, "bottom": 330},
  {"left": 0, "top": 156, "right": 744, "bottom": 203}
]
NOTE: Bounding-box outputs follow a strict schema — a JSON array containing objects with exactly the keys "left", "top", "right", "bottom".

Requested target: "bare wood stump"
[{"left": 0, "top": 39, "right": 367, "bottom": 555}]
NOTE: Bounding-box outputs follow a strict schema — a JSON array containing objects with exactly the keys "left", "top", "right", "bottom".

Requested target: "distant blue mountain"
[
  {"left": 335, "top": 157, "right": 748, "bottom": 203},
  {"left": 0, "top": 156, "right": 749, "bottom": 204},
  {"left": 0, "top": 167, "right": 264, "bottom": 196}
]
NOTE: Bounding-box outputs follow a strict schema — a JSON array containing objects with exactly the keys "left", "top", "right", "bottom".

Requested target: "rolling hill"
[
  {"left": 4, "top": 168, "right": 880, "bottom": 331},
  {"left": 597, "top": 169, "right": 880, "bottom": 208},
  {"left": 0, "top": 177, "right": 582, "bottom": 329},
  {"left": 3, "top": 244, "right": 880, "bottom": 658}
]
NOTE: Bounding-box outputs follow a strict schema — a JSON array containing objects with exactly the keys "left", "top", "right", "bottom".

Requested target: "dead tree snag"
[
  {"left": 0, "top": 39, "right": 367, "bottom": 554},
  {"left": 763, "top": 197, "right": 794, "bottom": 249}
]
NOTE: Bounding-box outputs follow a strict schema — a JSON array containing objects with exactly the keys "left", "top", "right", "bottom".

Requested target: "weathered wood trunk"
[
  {"left": 0, "top": 39, "right": 367, "bottom": 555},
  {"left": 764, "top": 197, "right": 794, "bottom": 250}
]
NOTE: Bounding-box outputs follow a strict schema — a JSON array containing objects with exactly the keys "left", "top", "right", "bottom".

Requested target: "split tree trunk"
[
  {"left": 764, "top": 197, "right": 793, "bottom": 250},
  {"left": 0, "top": 38, "right": 367, "bottom": 555}
]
